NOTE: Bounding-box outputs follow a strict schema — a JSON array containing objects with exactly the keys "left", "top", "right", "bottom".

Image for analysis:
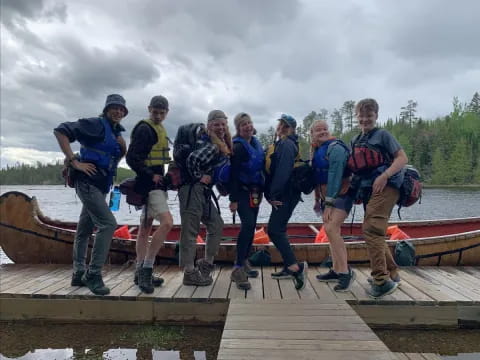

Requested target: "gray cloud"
[{"left": 1, "top": 0, "right": 479, "bottom": 166}]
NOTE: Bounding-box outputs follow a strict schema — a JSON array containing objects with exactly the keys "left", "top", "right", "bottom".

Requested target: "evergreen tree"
[
  {"left": 330, "top": 109, "right": 343, "bottom": 135},
  {"left": 399, "top": 100, "right": 418, "bottom": 127},
  {"left": 341, "top": 100, "right": 356, "bottom": 132},
  {"left": 468, "top": 92, "right": 480, "bottom": 114},
  {"left": 431, "top": 148, "right": 448, "bottom": 184},
  {"left": 448, "top": 139, "right": 472, "bottom": 184}
]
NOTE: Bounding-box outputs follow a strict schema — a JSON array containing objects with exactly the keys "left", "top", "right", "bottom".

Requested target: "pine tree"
[
  {"left": 430, "top": 148, "right": 448, "bottom": 184},
  {"left": 448, "top": 139, "right": 471, "bottom": 184},
  {"left": 468, "top": 92, "right": 480, "bottom": 114},
  {"left": 399, "top": 100, "right": 418, "bottom": 127},
  {"left": 341, "top": 100, "right": 356, "bottom": 131},
  {"left": 330, "top": 109, "right": 343, "bottom": 135}
]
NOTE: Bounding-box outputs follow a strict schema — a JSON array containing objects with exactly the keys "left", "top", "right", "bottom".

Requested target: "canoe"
[{"left": 1, "top": 191, "right": 479, "bottom": 266}]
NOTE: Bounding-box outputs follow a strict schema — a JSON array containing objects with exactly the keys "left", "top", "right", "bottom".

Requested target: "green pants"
[{"left": 178, "top": 183, "right": 224, "bottom": 268}]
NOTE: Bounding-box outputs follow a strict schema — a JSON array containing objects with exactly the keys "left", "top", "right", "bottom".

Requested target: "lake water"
[{"left": 1, "top": 185, "right": 480, "bottom": 264}]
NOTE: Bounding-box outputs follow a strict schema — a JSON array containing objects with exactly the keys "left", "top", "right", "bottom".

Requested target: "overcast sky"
[{"left": 1, "top": 0, "right": 479, "bottom": 167}]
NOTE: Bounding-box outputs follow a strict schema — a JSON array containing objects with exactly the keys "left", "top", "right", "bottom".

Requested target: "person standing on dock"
[
  {"left": 265, "top": 114, "right": 308, "bottom": 290},
  {"left": 349, "top": 98, "right": 408, "bottom": 299},
  {"left": 176, "top": 110, "right": 232, "bottom": 286},
  {"left": 53, "top": 94, "right": 128, "bottom": 296},
  {"left": 228, "top": 112, "right": 265, "bottom": 290},
  {"left": 126, "top": 95, "right": 173, "bottom": 294},
  {"left": 310, "top": 120, "right": 355, "bottom": 292}
]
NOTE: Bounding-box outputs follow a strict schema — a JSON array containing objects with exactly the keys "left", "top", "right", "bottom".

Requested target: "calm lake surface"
[{"left": 1, "top": 185, "right": 480, "bottom": 264}]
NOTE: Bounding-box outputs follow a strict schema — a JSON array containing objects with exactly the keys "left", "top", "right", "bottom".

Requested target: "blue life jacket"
[
  {"left": 233, "top": 136, "right": 265, "bottom": 186},
  {"left": 198, "top": 134, "right": 231, "bottom": 186},
  {"left": 312, "top": 139, "right": 349, "bottom": 185},
  {"left": 79, "top": 116, "right": 121, "bottom": 187}
]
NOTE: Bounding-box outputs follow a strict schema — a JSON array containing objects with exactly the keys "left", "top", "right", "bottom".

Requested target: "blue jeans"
[
  {"left": 73, "top": 180, "right": 117, "bottom": 274},
  {"left": 267, "top": 191, "right": 301, "bottom": 267}
]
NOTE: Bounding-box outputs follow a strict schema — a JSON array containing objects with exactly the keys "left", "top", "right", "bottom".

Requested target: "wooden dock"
[{"left": 0, "top": 265, "right": 478, "bottom": 359}]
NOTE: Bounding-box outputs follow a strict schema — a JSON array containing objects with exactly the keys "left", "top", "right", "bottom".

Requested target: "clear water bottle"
[{"left": 109, "top": 186, "right": 121, "bottom": 211}]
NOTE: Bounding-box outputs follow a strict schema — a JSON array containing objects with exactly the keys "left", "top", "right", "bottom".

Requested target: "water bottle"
[{"left": 109, "top": 186, "right": 121, "bottom": 211}]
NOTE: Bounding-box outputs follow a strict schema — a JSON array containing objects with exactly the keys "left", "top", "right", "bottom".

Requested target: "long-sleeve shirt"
[
  {"left": 126, "top": 122, "right": 163, "bottom": 179},
  {"left": 229, "top": 141, "right": 249, "bottom": 202},
  {"left": 324, "top": 143, "right": 350, "bottom": 203},
  {"left": 186, "top": 140, "right": 219, "bottom": 181},
  {"left": 267, "top": 135, "right": 298, "bottom": 201}
]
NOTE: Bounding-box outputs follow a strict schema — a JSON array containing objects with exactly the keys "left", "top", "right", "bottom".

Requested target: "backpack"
[
  {"left": 398, "top": 165, "right": 422, "bottom": 207},
  {"left": 292, "top": 160, "right": 315, "bottom": 195},
  {"left": 394, "top": 240, "right": 416, "bottom": 266},
  {"left": 173, "top": 123, "right": 207, "bottom": 184},
  {"left": 119, "top": 177, "right": 146, "bottom": 206}
]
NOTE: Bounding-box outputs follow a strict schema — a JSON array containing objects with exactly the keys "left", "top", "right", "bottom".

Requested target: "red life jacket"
[{"left": 347, "top": 128, "right": 390, "bottom": 174}]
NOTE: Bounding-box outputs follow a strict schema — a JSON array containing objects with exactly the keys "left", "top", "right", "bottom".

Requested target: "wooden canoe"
[{"left": 1, "top": 191, "right": 479, "bottom": 266}]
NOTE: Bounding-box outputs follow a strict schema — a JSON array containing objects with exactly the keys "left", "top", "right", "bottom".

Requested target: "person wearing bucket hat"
[
  {"left": 126, "top": 95, "right": 172, "bottom": 293},
  {"left": 53, "top": 94, "right": 128, "bottom": 296},
  {"left": 228, "top": 112, "right": 265, "bottom": 290},
  {"left": 264, "top": 113, "right": 308, "bottom": 290},
  {"left": 176, "top": 109, "right": 233, "bottom": 286}
]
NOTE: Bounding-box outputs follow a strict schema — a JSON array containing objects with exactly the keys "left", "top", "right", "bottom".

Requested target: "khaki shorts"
[{"left": 141, "top": 189, "right": 169, "bottom": 222}]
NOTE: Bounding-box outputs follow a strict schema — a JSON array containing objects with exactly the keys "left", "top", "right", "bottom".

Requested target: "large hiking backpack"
[
  {"left": 173, "top": 123, "right": 207, "bottom": 184},
  {"left": 292, "top": 159, "right": 315, "bottom": 195},
  {"left": 398, "top": 165, "right": 422, "bottom": 207}
]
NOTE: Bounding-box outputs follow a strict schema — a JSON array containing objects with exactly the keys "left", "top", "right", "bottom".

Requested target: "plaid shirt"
[{"left": 186, "top": 140, "right": 219, "bottom": 180}]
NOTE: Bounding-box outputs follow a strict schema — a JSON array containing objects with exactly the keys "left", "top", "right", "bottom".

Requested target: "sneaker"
[
  {"left": 196, "top": 258, "right": 214, "bottom": 279},
  {"left": 271, "top": 268, "right": 293, "bottom": 280},
  {"left": 291, "top": 261, "right": 308, "bottom": 291},
  {"left": 138, "top": 267, "right": 154, "bottom": 294},
  {"left": 367, "top": 274, "right": 401, "bottom": 285},
  {"left": 367, "top": 279, "right": 399, "bottom": 299},
  {"left": 244, "top": 261, "right": 259, "bottom": 278},
  {"left": 183, "top": 269, "right": 213, "bottom": 286},
  {"left": 71, "top": 270, "right": 85, "bottom": 286},
  {"left": 134, "top": 270, "right": 164, "bottom": 287},
  {"left": 334, "top": 269, "right": 356, "bottom": 292},
  {"left": 316, "top": 269, "right": 339, "bottom": 282},
  {"left": 81, "top": 271, "right": 110, "bottom": 296},
  {"left": 231, "top": 267, "right": 251, "bottom": 290}
]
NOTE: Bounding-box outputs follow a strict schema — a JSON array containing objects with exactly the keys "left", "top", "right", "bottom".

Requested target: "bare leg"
[
  {"left": 144, "top": 212, "right": 173, "bottom": 262},
  {"left": 324, "top": 208, "right": 349, "bottom": 274},
  {"left": 136, "top": 218, "right": 154, "bottom": 265}
]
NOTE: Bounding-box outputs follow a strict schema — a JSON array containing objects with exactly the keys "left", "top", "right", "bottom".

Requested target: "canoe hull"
[{"left": 1, "top": 191, "right": 479, "bottom": 266}]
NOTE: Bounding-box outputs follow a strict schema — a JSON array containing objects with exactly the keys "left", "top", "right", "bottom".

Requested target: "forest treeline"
[{"left": 1, "top": 92, "right": 479, "bottom": 185}]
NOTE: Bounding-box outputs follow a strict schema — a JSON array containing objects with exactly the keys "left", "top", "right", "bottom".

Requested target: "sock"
[{"left": 142, "top": 259, "right": 154, "bottom": 268}]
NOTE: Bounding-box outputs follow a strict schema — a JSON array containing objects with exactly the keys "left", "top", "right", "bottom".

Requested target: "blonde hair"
[
  {"left": 207, "top": 121, "right": 233, "bottom": 156},
  {"left": 309, "top": 119, "right": 330, "bottom": 156}
]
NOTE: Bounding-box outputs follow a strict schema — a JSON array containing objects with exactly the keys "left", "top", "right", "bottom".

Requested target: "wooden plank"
[
  {"left": 217, "top": 349, "right": 399, "bottom": 360},
  {"left": 398, "top": 268, "right": 466, "bottom": 302},
  {"left": 417, "top": 267, "right": 480, "bottom": 301},
  {"left": 4, "top": 265, "right": 71, "bottom": 296},
  {"left": 219, "top": 339, "right": 388, "bottom": 351},
  {"left": 0, "top": 264, "right": 59, "bottom": 292},
  {"left": 13, "top": 266, "right": 72, "bottom": 296},
  {"left": 306, "top": 266, "right": 338, "bottom": 302},
  {"left": 229, "top": 267, "right": 247, "bottom": 300},
  {"left": 226, "top": 315, "right": 366, "bottom": 325},
  {"left": 393, "top": 354, "right": 409, "bottom": 360},
  {"left": 105, "top": 266, "right": 138, "bottom": 298},
  {"left": 404, "top": 353, "right": 426, "bottom": 360},
  {"left": 68, "top": 265, "right": 126, "bottom": 296},
  {"left": 261, "top": 266, "right": 281, "bottom": 300},
  {"left": 420, "top": 354, "right": 443, "bottom": 360},
  {"left": 33, "top": 270, "right": 76, "bottom": 297},
  {"left": 220, "top": 329, "right": 380, "bottom": 341},
  {"left": 245, "top": 266, "right": 263, "bottom": 300},
  {"left": 439, "top": 267, "right": 480, "bottom": 294},
  {"left": 276, "top": 265, "right": 300, "bottom": 300},
  {"left": 210, "top": 266, "right": 231, "bottom": 299},
  {"left": 223, "top": 321, "right": 370, "bottom": 331},
  {"left": 406, "top": 267, "right": 472, "bottom": 302}
]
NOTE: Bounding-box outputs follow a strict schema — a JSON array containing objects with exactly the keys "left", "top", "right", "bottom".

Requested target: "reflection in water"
[
  {"left": 0, "top": 323, "right": 221, "bottom": 360},
  {"left": 1, "top": 348, "right": 207, "bottom": 359}
]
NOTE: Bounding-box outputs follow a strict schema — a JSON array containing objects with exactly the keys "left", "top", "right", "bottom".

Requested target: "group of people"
[{"left": 54, "top": 94, "right": 407, "bottom": 299}]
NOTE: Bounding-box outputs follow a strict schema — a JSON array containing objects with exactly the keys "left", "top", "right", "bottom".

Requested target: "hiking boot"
[
  {"left": 367, "top": 274, "right": 401, "bottom": 285},
  {"left": 334, "top": 269, "right": 356, "bottom": 292},
  {"left": 291, "top": 261, "right": 308, "bottom": 291},
  {"left": 183, "top": 269, "right": 213, "bottom": 286},
  {"left": 231, "top": 267, "right": 251, "bottom": 290},
  {"left": 81, "top": 271, "right": 110, "bottom": 296},
  {"left": 271, "top": 268, "right": 293, "bottom": 279},
  {"left": 71, "top": 270, "right": 85, "bottom": 286},
  {"left": 138, "top": 267, "right": 154, "bottom": 294},
  {"left": 244, "top": 261, "right": 259, "bottom": 278},
  {"left": 316, "top": 269, "right": 339, "bottom": 282},
  {"left": 196, "top": 258, "right": 214, "bottom": 279},
  {"left": 134, "top": 269, "right": 164, "bottom": 287},
  {"left": 367, "top": 279, "right": 399, "bottom": 299}
]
